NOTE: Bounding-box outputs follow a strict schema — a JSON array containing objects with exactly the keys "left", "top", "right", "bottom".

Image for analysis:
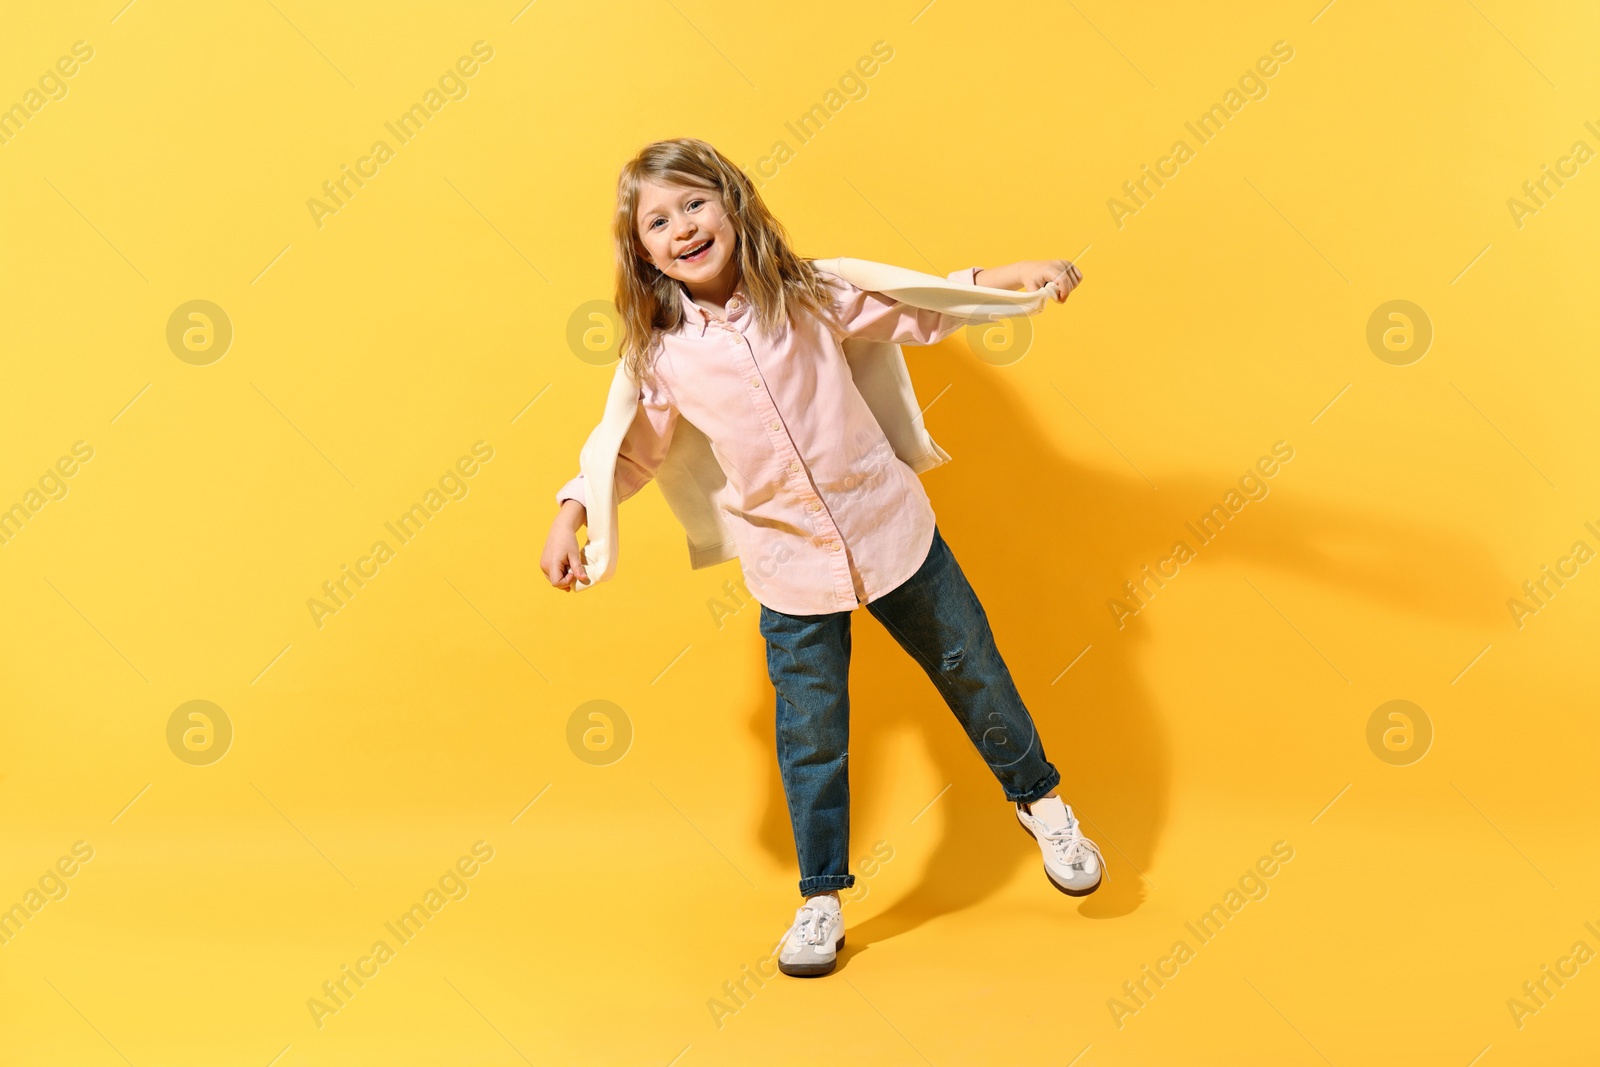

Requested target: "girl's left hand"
[{"left": 1021, "top": 260, "right": 1083, "bottom": 303}]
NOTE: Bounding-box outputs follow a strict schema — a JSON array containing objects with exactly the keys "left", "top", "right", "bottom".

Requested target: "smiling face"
[{"left": 634, "top": 177, "right": 738, "bottom": 294}]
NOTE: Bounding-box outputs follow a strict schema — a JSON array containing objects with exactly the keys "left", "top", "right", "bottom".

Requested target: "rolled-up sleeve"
[
  {"left": 555, "top": 472, "right": 588, "bottom": 508},
  {"left": 824, "top": 267, "right": 985, "bottom": 346},
  {"left": 555, "top": 371, "right": 680, "bottom": 510}
]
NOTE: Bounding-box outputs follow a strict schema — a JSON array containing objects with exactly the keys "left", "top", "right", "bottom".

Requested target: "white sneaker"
[
  {"left": 775, "top": 894, "right": 845, "bottom": 977},
  {"left": 1015, "top": 795, "right": 1104, "bottom": 896}
]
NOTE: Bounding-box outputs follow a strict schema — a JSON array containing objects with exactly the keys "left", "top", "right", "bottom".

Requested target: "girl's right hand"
[{"left": 541, "top": 503, "right": 589, "bottom": 592}]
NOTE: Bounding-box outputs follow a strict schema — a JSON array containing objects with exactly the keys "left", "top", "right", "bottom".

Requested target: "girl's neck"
[{"left": 684, "top": 265, "right": 742, "bottom": 319}]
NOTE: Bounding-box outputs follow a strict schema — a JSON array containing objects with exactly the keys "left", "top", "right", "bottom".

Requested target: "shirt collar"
[{"left": 677, "top": 281, "right": 750, "bottom": 336}]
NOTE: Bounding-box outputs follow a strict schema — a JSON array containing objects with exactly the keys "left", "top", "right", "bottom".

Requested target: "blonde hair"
[{"left": 611, "top": 138, "right": 840, "bottom": 385}]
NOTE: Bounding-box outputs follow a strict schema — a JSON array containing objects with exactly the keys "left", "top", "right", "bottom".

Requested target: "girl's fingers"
[
  {"left": 1054, "top": 263, "right": 1081, "bottom": 301},
  {"left": 545, "top": 546, "right": 587, "bottom": 590},
  {"left": 1018, "top": 260, "right": 1080, "bottom": 300}
]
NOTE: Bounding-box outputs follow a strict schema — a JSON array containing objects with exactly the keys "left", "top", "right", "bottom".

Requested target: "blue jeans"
[{"left": 759, "top": 525, "right": 1062, "bottom": 897}]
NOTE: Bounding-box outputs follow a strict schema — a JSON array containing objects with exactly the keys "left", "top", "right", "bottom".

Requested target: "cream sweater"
[{"left": 566, "top": 256, "right": 1058, "bottom": 590}]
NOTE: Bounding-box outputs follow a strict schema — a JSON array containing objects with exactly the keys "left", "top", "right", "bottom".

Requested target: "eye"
[{"left": 688, "top": 199, "right": 704, "bottom": 209}]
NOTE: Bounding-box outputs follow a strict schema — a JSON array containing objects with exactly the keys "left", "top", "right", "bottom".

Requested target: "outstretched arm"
[
  {"left": 828, "top": 258, "right": 1084, "bottom": 346},
  {"left": 974, "top": 260, "right": 1082, "bottom": 300}
]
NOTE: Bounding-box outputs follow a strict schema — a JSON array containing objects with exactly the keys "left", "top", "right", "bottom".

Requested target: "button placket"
[
  {"left": 682, "top": 289, "right": 879, "bottom": 613},
  {"left": 729, "top": 330, "right": 856, "bottom": 607}
]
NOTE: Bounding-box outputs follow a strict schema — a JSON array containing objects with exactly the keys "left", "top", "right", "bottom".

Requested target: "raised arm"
[
  {"left": 974, "top": 260, "right": 1082, "bottom": 296},
  {"left": 826, "top": 267, "right": 989, "bottom": 346},
  {"left": 826, "top": 259, "right": 1082, "bottom": 347}
]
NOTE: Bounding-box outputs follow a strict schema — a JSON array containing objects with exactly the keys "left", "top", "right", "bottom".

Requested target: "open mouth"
[{"left": 678, "top": 238, "right": 713, "bottom": 262}]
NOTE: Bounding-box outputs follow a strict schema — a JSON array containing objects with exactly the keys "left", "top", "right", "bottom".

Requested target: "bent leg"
[{"left": 866, "top": 526, "right": 1061, "bottom": 804}]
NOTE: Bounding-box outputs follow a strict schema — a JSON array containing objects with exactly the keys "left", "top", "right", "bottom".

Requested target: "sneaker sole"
[
  {"left": 1015, "top": 815, "right": 1102, "bottom": 897},
  {"left": 778, "top": 933, "right": 845, "bottom": 977}
]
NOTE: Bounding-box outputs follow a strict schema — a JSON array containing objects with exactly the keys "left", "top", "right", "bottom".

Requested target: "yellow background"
[{"left": 2, "top": 1, "right": 1597, "bottom": 1063}]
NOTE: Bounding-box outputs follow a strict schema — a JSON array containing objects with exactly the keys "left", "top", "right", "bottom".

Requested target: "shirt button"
[
  {"left": 787, "top": 461, "right": 799, "bottom": 472},
  {"left": 828, "top": 542, "right": 840, "bottom": 551},
  {"left": 749, "top": 377, "right": 760, "bottom": 388},
  {"left": 769, "top": 420, "right": 780, "bottom": 430},
  {"left": 808, "top": 502, "right": 821, "bottom": 511}
]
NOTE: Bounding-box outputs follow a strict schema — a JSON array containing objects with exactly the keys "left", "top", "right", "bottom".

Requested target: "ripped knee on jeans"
[{"left": 940, "top": 645, "right": 966, "bottom": 670}]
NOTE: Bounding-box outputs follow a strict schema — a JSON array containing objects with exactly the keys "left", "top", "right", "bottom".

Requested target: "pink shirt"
[{"left": 557, "top": 266, "right": 982, "bottom": 615}]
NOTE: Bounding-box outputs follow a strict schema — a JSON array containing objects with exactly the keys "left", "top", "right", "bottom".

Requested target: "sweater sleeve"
[
  {"left": 821, "top": 266, "right": 985, "bottom": 346},
  {"left": 555, "top": 370, "right": 680, "bottom": 510}
]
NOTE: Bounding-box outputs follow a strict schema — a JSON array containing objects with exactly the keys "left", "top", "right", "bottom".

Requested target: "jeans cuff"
[
  {"left": 797, "top": 874, "right": 855, "bottom": 896},
  {"left": 1008, "top": 766, "right": 1062, "bottom": 806}
]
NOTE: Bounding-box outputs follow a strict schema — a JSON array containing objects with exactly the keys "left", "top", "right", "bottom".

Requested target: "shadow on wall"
[{"left": 740, "top": 334, "right": 1507, "bottom": 944}]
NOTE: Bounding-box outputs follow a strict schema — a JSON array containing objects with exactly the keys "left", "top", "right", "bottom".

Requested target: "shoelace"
[
  {"left": 1040, "top": 809, "right": 1106, "bottom": 876},
  {"left": 777, "top": 904, "right": 834, "bottom": 953}
]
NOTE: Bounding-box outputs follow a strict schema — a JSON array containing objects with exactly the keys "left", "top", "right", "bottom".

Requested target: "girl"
[{"left": 540, "top": 138, "right": 1102, "bottom": 978}]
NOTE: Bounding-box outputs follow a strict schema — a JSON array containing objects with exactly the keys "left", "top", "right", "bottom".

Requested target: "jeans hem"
[
  {"left": 1007, "top": 766, "right": 1062, "bottom": 806},
  {"left": 797, "top": 875, "right": 855, "bottom": 896}
]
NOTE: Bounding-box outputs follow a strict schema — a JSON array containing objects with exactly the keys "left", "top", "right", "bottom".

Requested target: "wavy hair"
[{"left": 611, "top": 138, "right": 840, "bottom": 385}]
